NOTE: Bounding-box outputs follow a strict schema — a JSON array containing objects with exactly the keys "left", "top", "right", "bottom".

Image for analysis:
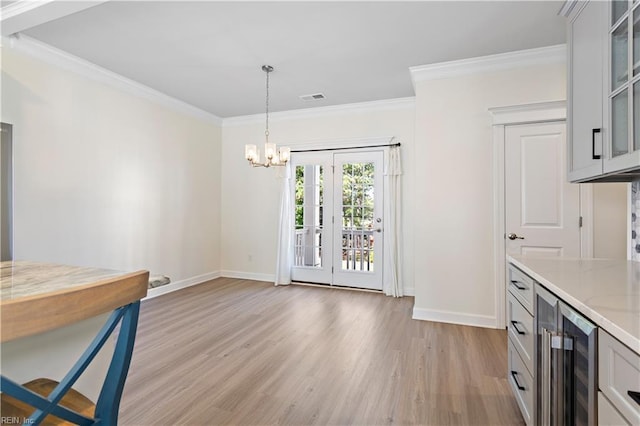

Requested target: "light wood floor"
[{"left": 119, "top": 278, "right": 524, "bottom": 426}]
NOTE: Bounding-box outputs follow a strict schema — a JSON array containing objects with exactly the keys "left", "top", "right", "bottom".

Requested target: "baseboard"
[
  {"left": 220, "top": 270, "right": 275, "bottom": 283},
  {"left": 143, "top": 271, "right": 221, "bottom": 300},
  {"left": 412, "top": 307, "right": 497, "bottom": 329}
]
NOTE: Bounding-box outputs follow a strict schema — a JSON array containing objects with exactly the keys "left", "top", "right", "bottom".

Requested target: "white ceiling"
[{"left": 18, "top": 1, "right": 566, "bottom": 118}]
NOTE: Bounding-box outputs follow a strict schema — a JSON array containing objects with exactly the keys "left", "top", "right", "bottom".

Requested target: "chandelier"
[{"left": 245, "top": 65, "right": 290, "bottom": 167}]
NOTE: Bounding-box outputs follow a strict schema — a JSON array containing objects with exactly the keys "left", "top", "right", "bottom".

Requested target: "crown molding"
[
  {"left": 1, "top": 0, "right": 109, "bottom": 36},
  {"left": 409, "top": 44, "right": 567, "bottom": 88},
  {"left": 489, "top": 100, "right": 566, "bottom": 125},
  {"left": 222, "top": 97, "right": 415, "bottom": 127},
  {"left": 2, "top": 34, "right": 223, "bottom": 126}
]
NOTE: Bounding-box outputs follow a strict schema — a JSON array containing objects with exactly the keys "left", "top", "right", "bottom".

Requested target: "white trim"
[
  {"left": 580, "top": 184, "right": 595, "bottom": 258},
  {"left": 1, "top": 1, "right": 108, "bottom": 36},
  {"left": 412, "top": 307, "right": 497, "bottom": 329},
  {"left": 410, "top": 44, "right": 566, "bottom": 87},
  {"left": 491, "top": 102, "right": 574, "bottom": 330},
  {"left": 221, "top": 270, "right": 275, "bottom": 283},
  {"left": 489, "top": 101, "right": 567, "bottom": 125},
  {"left": 628, "top": 184, "right": 633, "bottom": 261},
  {"left": 559, "top": 0, "right": 579, "bottom": 18},
  {"left": 2, "top": 34, "right": 223, "bottom": 126},
  {"left": 223, "top": 97, "right": 415, "bottom": 127},
  {"left": 493, "top": 124, "right": 507, "bottom": 329},
  {"left": 143, "top": 271, "right": 221, "bottom": 301}
]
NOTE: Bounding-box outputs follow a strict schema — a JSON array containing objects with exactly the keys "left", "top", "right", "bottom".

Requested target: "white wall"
[
  {"left": 412, "top": 62, "right": 567, "bottom": 327},
  {"left": 1, "top": 47, "right": 222, "bottom": 282},
  {"left": 221, "top": 105, "right": 415, "bottom": 292}
]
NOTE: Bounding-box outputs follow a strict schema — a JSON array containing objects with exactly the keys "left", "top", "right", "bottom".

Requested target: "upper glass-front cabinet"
[{"left": 609, "top": 0, "right": 640, "bottom": 161}]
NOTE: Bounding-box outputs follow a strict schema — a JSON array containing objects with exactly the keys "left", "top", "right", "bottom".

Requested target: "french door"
[{"left": 291, "top": 151, "right": 384, "bottom": 290}]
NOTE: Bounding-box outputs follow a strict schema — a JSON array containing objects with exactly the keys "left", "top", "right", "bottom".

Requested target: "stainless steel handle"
[
  {"left": 507, "top": 233, "right": 524, "bottom": 240},
  {"left": 541, "top": 327, "right": 552, "bottom": 425}
]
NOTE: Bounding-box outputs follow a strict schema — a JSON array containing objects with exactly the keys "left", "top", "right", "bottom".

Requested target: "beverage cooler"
[{"left": 535, "top": 285, "right": 597, "bottom": 425}]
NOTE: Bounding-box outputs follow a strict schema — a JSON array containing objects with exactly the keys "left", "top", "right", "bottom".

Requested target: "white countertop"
[{"left": 508, "top": 256, "right": 640, "bottom": 354}]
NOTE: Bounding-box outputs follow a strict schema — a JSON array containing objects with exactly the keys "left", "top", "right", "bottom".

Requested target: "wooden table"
[{"left": 0, "top": 261, "right": 149, "bottom": 425}]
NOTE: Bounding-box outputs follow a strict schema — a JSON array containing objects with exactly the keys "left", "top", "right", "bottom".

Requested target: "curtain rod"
[{"left": 290, "top": 142, "right": 401, "bottom": 153}]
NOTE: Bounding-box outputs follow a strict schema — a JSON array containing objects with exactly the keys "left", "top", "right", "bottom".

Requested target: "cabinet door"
[
  {"left": 568, "top": 0, "right": 606, "bottom": 182},
  {"left": 604, "top": 1, "right": 640, "bottom": 174}
]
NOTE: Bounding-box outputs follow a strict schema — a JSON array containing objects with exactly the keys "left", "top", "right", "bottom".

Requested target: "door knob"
[
  {"left": 375, "top": 228, "right": 382, "bottom": 233},
  {"left": 507, "top": 233, "right": 524, "bottom": 240}
]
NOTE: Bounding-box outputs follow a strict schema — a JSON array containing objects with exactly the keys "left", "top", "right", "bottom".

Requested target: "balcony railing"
[{"left": 293, "top": 228, "right": 375, "bottom": 271}]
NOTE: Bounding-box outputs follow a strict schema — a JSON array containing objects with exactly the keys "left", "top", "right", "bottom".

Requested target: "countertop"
[
  {"left": 1, "top": 260, "right": 148, "bottom": 342},
  {"left": 508, "top": 256, "right": 640, "bottom": 354}
]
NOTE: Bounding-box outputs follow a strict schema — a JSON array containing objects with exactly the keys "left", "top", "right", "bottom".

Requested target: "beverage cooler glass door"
[
  {"left": 535, "top": 284, "right": 559, "bottom": 426},
  {"left": 558, "top": 302, "right": 597, "bottom": 426}
]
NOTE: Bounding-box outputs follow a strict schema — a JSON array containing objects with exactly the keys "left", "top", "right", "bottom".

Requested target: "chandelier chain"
[{"left": 265, "top": 67, "right": 270, "bottom": 141}]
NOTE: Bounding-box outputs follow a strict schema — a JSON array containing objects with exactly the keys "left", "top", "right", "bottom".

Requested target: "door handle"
[
  {"left": 375, "top": 228, "right": 382, "bottom": 233},
  {"left": 507, "top": 233, "right": 524, "bottom": 240},
  {"left": 592, "top": 128, "right": 602, "bottom": 160}
]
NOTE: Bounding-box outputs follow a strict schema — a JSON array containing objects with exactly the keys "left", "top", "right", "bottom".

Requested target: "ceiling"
[{"left": 16, "top": 1, "right": 566, "bottom": 118}]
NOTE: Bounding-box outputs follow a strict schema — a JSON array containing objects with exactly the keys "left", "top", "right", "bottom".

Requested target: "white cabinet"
[
  {"left": 565, "top": 0, "right": 640, "bottom": 182},
  {"left": 599, "top": 392, "right": 630, "bottom": 425},
  {"left": 599, "top": 329, "right": 640, "bottom": 425},
  {"left": 568, "top": 0, "right": 606, "bottom": 182},
  {"left": 506, "top": 264, "right": 534, "bottom": 425}
]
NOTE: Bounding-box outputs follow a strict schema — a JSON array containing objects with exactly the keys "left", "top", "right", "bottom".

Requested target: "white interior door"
[
  {"left": 290, "top": 150, "right": 384, "bottom": 290},
  {"left": 505, "top": 122, "right": 581, "bottom": 257}
]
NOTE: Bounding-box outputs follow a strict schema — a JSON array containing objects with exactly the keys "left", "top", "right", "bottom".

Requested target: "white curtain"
[
  {"left": 383, "top": 145, "right": 403, "bottom": 297},
  {"left": 275, "top": 163, "right": 294, "bottom": 285}
]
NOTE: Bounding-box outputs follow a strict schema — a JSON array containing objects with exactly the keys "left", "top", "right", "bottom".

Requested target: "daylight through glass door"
[
  {"left": 340, "top": 162, "right": 376, "bottom": 272},
  {"left": 290, "top": 150, "right": 383, "bottom": 290}
]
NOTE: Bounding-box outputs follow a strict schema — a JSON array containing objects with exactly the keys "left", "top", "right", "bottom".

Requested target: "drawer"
[
  {"left": 507, "top": 293, "right": 534, "bottom": 375},
  {"left": 599, "top": 329, "right": 640, "bottom": 425},
  {"left": 508, "top": 339, "right": 534, "bottom": 426},
  {"left": 598, "top": 392, "right": 630, "bottom": 426},
  {"left": 508, "top": 264, "right": 534, "bottom": 314}
]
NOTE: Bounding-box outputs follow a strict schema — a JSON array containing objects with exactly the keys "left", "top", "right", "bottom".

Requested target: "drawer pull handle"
[
  {"left": 511, "top": 371, "right": 525, "bottom": 391},
  {"left": 629, "top": 390, "right": 640, "bottom": 406},
  {"left": 510, "top": 321, "right": 526, "bottom": 335},
  {"left": 510, "top": 280, "right": 527, "bottom": 291}
]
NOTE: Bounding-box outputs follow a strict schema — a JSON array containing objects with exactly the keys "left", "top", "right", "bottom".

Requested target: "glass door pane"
[
  {"left": 612, "top": 90, "right": 630, "bottom": 157},
  {"left": 612, "top": 18, "right": 629, "bottom": 91},
  {"left": 340, "top": 162, "right": 375, "bottom": 272},
  {"left": 613, "top": 0, "right": 628, "bottom": 25},
  {"left": 294, "top": 164, "right": 324, "bottom": 268},
  {"left": 634, "top": 7, "right": 640, "bottom": 76}
]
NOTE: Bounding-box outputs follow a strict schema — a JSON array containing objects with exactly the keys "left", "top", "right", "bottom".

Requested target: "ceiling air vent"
[{"left": 299, "top": 93, "right": 326, "bottom": 101}]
